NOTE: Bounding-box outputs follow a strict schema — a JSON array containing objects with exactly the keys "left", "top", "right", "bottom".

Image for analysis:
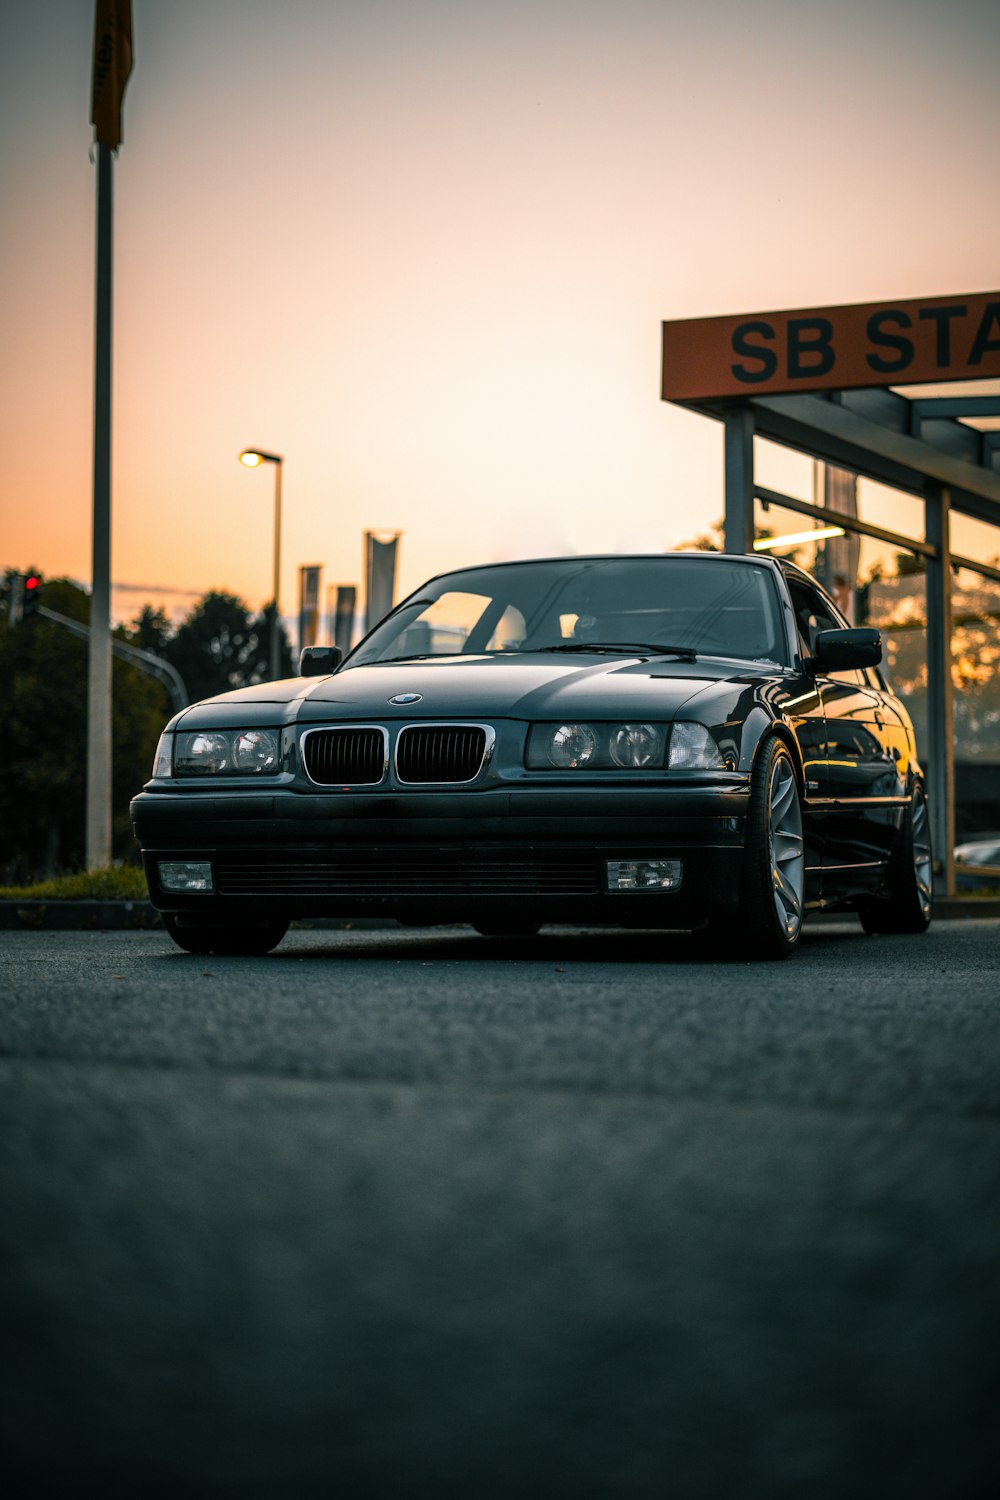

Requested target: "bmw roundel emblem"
[{"left": 389, "top": 693, "right": 422, "bottom": 705}]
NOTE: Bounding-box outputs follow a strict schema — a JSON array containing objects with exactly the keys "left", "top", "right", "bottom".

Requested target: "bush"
[{"left": 0, "top": 866, "right": 149, "bottom": 901}]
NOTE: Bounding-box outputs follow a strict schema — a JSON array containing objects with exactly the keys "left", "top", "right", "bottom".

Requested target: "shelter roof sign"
[{"left": 661, "top": 291, "right": 1000, "bottom": 402}]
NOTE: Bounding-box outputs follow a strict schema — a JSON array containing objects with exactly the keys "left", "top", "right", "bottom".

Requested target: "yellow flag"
[{"left": 91, "top": 1, "right": 134, "bottom": 150}]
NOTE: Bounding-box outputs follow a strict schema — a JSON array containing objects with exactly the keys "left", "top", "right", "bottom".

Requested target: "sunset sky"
[{"left": 2, "top": 0, "right": 999, "bottom": 627}]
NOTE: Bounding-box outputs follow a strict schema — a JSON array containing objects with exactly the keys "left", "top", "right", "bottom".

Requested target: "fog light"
[
  {"left": 606, "top": 859, "right": 682, "bottom": 892},
  {"left": 159, "top": 860, "right": 214, "bottom": 893}
]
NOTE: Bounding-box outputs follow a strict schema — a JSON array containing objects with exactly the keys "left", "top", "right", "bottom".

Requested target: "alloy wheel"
[
  {"left": 767, "top": 754, "right": 805, "bottom": 941},
  {"left": 912, "top": 789, "right": 933, "bottom": 921}
]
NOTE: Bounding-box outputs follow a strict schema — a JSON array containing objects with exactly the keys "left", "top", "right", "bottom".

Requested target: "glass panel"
[
  {"left": 752, "top": 444, "right": 927, "bottom": 547},
  {"left": 485, "top": 604, "right": 527, "bottom": 651},
  {"left": 752, "top": 498, "right": 834, "bottom": 573},
  {"left": 952, "top": 566, "right": 1000, "bottom": 884},
  {"left": 752, "top": 498, "right": 904, "bottom": 623},
  {"left": 754, "top": 496, "right": 929, "bottom": 732},
  {"left": 388, "top": 590, "right": 493, "bottom": 657},
  {"left": 856, "top": 538, "right": 928, "bottom": 751},
  {"left": 856, "top": 478, "right": 925, "bottom": 542},
  {"left": 950, "top": 511, "right": 1000, "bottom": 571},
  {"left": 753, "top": 436, "right": 817, "bottom": 505},
  {"left": 353, "top": 556, "right": 787, "bottom": 665}
]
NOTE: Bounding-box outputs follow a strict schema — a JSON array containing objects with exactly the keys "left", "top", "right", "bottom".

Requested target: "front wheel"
[
  {"left": 859, "top": 786, "right": 932, "bottom": 935},
  {"left": 730, "top": 737, "right": 805, "bottom": 960},
  {"left": 163, "top": 914, "right": 289, "bottom": 956}
]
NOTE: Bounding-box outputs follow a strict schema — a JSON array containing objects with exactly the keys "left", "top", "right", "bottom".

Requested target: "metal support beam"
[
  {"left": 723, "top": 407, "right": 755, "bottom": 554},
  {"left": 925, "top": 487, "right": 955, "bottom": 895},
  {"left": 750, "top": 392, "right": 1000, "bottom": 510},
  {"left": 911, "top": 396, "right": 1000, "bottom": 421},
  {"left": 38, "top": 605, "right": 189, "bottom": 713},
  {"left": 753, "top": 482, "right": 936, "bottom": 558}
]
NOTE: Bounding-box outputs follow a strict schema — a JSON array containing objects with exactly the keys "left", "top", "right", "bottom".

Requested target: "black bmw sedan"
[{"left": 131, "top": 552, "right": 933, "bottom": 959}]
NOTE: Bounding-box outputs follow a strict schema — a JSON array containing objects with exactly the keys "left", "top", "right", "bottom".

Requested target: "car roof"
[{"left": 414, "top": 551, "right": 782, "bottom": 589}]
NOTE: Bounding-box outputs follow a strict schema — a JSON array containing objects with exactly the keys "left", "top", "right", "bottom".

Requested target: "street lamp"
[{"left": 239, "top": 448, "right": 284, "bottom": 679}]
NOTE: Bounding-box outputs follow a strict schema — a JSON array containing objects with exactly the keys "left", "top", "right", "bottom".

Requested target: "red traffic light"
[{"left": 20, "top": 572, "right": 42, "bottom": 619}]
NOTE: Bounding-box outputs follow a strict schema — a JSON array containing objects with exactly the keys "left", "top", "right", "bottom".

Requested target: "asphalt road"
[{"left": 1, "top": 919, "right": 999, "bottom": 1499}]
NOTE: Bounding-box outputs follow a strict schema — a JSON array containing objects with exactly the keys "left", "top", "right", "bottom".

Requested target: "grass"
[{"left": 0, "top": 867, "right": 149, "bottom": 901}]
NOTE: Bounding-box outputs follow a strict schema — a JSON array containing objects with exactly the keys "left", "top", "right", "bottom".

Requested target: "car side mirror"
[
  {"left": 810, "top": 627, "right": 882, "bottom": 671},
  {"left": 299, "top": 645, "right": 343, "bottom": 676}
]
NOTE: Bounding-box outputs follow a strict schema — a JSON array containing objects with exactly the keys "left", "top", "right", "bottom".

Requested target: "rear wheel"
[
  {"left": 163, "top": 914, "right": 289, "bottom": 956},
  {"left": 728, "top": 737, "right": 805, "bottom": 960},
  {"left": 860, "top": 786, "right": 932, "bottom": 935}
]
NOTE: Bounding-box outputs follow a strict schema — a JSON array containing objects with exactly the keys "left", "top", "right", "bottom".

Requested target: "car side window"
[{"left": 786, "top": 578, "right": 864, "bottom": 685}]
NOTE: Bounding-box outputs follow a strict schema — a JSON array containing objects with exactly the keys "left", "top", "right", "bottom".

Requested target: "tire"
[
  {"left": 728, "top": 737, "right": 805, "bottom": 960},
  {"left": 859, "top": 786, "right": 932, "bottom": 935},
  {"left": 163, "top": 914, "right": 289, "bottom": 956}
]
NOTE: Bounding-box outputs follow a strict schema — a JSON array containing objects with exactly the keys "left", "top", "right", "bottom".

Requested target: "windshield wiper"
[
  {"left": 363, "top": 651, "right": 481, "bottom": 665},
  {"left": 539, "top": 642, "right": 699, "bottom": 661},
  {"left": 362, "top": 653, "right": 434, "bottom": 665}
]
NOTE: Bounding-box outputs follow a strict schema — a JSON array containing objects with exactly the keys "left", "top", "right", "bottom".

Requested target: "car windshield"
[{"left": 347, "top": 555, "right": 788, "bottom": 668}]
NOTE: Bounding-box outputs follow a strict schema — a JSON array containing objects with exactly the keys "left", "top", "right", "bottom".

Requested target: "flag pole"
[{"left": 86, "top": 139, "right": 114, "bottom": 870}]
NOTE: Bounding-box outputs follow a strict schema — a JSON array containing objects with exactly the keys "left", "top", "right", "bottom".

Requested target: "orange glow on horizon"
[{"left": 3, "top": 1, "right": 1000, "bottom": 627}]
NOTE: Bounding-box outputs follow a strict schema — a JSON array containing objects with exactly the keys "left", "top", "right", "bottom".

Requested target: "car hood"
[{"left": 177, "top": 653, "right": 770, "bottom": 728}]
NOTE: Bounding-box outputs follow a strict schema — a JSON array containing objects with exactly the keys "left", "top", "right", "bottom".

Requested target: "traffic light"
[
  {"left": 6, "top": 572, "right": 43, "bottom": 626},
  {"left": 21, "top": 573, "right": 42, "bottom": 618}
]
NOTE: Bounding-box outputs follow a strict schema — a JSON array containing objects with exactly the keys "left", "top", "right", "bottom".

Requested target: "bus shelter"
[{"left": 661, "top": 291, "right": 1000, "bottom": 894}]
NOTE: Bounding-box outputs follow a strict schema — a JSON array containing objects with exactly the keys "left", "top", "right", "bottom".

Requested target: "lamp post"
[{"left": 239, "top": 448, "right": 284, "bottom": 679}]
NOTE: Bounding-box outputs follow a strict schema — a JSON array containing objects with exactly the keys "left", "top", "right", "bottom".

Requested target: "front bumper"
[{"left": 131, "top": 781, "right": 750, "bottom": 929}]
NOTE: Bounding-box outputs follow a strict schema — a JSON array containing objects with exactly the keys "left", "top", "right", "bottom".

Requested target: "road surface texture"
[{"left": 2, "top": 919, "right": 998, "bottom": 1498}]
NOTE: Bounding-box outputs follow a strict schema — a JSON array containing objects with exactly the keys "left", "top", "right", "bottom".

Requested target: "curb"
[
  {"left": 0, "top": 900, "right": 164, "bottom": 931},
  {"left": 0, "top": 898, "right": 998, "bottom": 932},
  {"left": 930, "top": 898, "right": 1000, "bottom": 920}
]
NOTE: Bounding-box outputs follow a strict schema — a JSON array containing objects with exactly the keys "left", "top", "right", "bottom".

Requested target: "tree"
[
  {"left": 675, "top": 519, "right": 725, "bottom": 552},
  {"left": 0, "top": 578, "right": 168, "bottom": 880},
  {"left": 127, "top": 603, "right": 172, "bottom": 655},
  {"left": 164, "top": 591, "right": 292, "bottom": 703},
  {"left": 0, "top": 580, "right": 296, "bottom": 879},
  {"left": 250, "top": 602, "right": 295, "bottom": 682}
]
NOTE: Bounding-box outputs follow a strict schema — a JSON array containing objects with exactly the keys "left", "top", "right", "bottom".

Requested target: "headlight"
[
  {"left": 151, "top": 732, "right": 173, "bottom": 778},
  {"left": 609, "top": 723, "right": 664, "bottom": 768},
  {"left": 526, "top": 722, "right": 668, "bottom": 770},
  {"left": 667, "top": 722, "right": 727, "bottom": 770},
  {"left": 177, "top": 732, "right": 230, "bottom": 774},
  {"left": 549, "top": 723, "right": 599, "bottom": 768},
  {"left": 174, "top": 728, "right": 281, "bottom": 776},
  {"left": 233, "top": 729, "right": 281, "bottom": 773}
]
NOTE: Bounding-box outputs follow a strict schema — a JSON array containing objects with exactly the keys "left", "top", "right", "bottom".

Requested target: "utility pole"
[{"left": 87, "top": 2, "right": 133, "bottom": 868}]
